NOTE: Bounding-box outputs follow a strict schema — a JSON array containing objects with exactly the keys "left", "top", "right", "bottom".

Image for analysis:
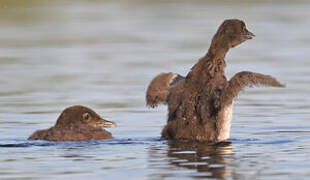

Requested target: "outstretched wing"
[
  {"left": 221, "top": 71, "right": 284, "bottom": 105},
  {"left": 146, "top": 72, "right": 185, "bottom": 108}
]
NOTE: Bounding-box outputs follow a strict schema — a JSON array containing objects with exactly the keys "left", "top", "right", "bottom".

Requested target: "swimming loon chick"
[
  {"left": 146, "top": 19, "right": 284, "bottom": 142},
  {"left": 28, "top": 105, "right": 116, "bottom": 141}
]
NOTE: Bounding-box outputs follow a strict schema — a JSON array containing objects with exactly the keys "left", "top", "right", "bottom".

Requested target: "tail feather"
[{"left": 146, "top": 72, "right": 184, "bottom": 108}]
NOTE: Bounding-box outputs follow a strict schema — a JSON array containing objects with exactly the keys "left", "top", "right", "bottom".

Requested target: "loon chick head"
[
  {"left": 54, "top": 105, "right": 116, "bottom": 129},
  {"left": 210, "top": 19, "right": 255, "bottom": 51},
  {"left": 28, "top": 105, "right": 116, "bottom": 141}
]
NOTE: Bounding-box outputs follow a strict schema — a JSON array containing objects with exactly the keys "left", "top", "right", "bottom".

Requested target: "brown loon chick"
[
  {"left": 146, "top": 19, "right": 284, "bottom": 142},
  {"left": 28, "top": 105, "right": 116, "bottom": 141}
]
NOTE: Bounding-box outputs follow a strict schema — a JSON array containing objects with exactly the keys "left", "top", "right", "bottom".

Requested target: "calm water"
[{"left": 0, "top": 0, "right": 310, "bottom": 179}]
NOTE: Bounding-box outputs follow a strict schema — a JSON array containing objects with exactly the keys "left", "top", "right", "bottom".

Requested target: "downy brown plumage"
[
  {"left": 28, "top": 105, "right": 116, "bottom": 141},
  {"left": 146, "top": 19, "right": 284, "bottom": 142}
]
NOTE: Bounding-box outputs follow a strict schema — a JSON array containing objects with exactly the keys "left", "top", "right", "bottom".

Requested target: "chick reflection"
[{"left": 167, "top": 141, "right": 233, "bottom": 179}]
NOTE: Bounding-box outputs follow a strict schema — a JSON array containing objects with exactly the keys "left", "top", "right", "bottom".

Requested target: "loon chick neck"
[
  {"left": 208, "top": 18, "right": 254, "bottom": 59},
  {"left": 188, "top": 19, "right": 255, "bottom": 83},
  {"left": 206, "top": 33, "right": 230, "bottom": 60}
]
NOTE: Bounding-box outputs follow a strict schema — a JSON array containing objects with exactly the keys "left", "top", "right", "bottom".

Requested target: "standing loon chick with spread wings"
[{"left": 146, "top": 19, "right": 284, "bottom": 142}]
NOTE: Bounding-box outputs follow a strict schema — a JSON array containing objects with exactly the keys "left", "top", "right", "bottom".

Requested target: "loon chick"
[
  {"left": 146, "top": 19, "right": 284, "bottom": 142},
  {"left": 28, "top": 105, "right": 116, "bottom": 141}
]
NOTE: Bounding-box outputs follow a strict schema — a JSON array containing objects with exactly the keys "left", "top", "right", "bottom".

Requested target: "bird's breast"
[{"left": 216, "top": 102, "right": 233, "bottom": 142}]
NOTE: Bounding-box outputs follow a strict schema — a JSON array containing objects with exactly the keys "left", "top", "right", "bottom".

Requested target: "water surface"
[{"left": 0, "top": 0, "right": 310, "bottom": 179}]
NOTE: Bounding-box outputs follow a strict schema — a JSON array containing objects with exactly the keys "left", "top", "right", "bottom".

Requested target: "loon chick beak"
[
  {"left": 99, "top": 119, "right": 116, "bottom": 128},
  {"left": 245, "top": 31, "right": 255, "bottom": 39}
]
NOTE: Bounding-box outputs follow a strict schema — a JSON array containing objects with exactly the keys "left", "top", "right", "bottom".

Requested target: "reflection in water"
[
  {"left": 148, "top": 140, "right": 233, "bottom": 179},
  {"left": 168, "top": 141, "right": 233, "bottom": 179}
]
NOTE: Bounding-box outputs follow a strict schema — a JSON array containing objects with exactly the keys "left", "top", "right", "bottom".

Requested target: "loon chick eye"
[{"left": 82, "top": 112, "right": 91, "bottom": 121}]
